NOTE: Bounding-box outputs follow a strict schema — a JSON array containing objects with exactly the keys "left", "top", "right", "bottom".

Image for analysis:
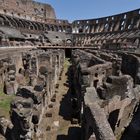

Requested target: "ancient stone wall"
[
  {"left": 72, "top": 9, "right": 140, "bottom": 49},
  {"left": 0, "top": 12, "right": 71, "bottom": 47},
  {"left": 0, "top": 48, "right": 65, "bottom": 139},
  {"left": 0, "top": 1, "right": 140, "bottom": 140},
  {"left": 0, "top": 0, "right": 56, "bottom": 20},
  {"left": 121, "top": 53, "right": 140, "bottom": 84},
  {"left": 71, "top": 49, "right": 140, "bottom": 140}
]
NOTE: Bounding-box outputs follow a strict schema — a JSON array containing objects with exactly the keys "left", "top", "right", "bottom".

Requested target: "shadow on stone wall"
[
  {"left": 57, "top": 127, "right": 81, "bottom": 140},
  {"left": 59, "top": 65, "right": 73, "bottom": 121}
]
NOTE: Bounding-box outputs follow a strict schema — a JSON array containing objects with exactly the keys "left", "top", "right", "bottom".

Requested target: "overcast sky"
[{"left": 35, "top": 0, "right": 140, "bottom": 22}]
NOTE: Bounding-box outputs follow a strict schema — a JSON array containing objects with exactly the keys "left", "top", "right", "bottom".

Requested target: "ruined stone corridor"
[
  {"left": 0, "top": 0, "right": 140, "bottom": 139},
  {"left": 41, "top": 58, "right": 81, "bottom": 140}
]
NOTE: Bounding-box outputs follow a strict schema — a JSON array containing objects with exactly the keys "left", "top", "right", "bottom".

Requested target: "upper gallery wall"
[
  {"left": 72, "top": 8, "right": 140, "bottom": 33},
  {"left": 0, "top": 0, "right": 56, "bottom": 20}
]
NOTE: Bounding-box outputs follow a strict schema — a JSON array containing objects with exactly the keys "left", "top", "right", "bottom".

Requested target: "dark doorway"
[
  {"left": 65, "top": 48, "right": 72, "bottom": 58},
  {"left": 94, "top": 80, "right": 99, "bottom": 88},
  {"left": 88, "top": 126, "right": 94, "bottom": 139},
  {"left": 108, "top": 109, "right": 120, "bottom": 132}
]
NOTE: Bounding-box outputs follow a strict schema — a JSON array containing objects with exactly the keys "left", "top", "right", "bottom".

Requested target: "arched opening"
[
  {"left": 94, "top": 79, "right": 99, "bottom": 88},
  {"left": 108, "top": 109, "right": 120, "bottom": 132},
  {"left": 65, "top": 48, "right": 72, "bottom": 58}
]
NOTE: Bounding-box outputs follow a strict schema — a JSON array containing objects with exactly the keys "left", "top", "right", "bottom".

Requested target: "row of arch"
[
  {"left": 73, "top": 18, "right": 140, "bottom": 34},
  {"left": 0, "top": 14, "right": 72, "bottom": 33},
  {"left": 73, "top": 31, "right": 140, "bottom": 46},
  {"left": 72, "top": 9, "right": 140, "bottom": 34}
]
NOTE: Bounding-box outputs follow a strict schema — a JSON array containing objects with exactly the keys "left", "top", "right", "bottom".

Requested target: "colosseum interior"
[{"left": 0, "top": 0, "right": 140, "bottom": 140}]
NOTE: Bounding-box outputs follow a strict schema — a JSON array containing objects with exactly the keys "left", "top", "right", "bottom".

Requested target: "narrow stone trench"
[{"left": 38, "top": 58, "right": 81, "bottom": 140}]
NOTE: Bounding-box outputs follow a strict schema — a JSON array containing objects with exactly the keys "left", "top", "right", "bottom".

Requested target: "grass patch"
[
  {"left": 64, "top": 58, "right": 71, "bottom": 68},
  {"left": 0, "top": 91, "right": 15, "bottom": 118},
  {"left": 116, "top": 129, "right": 125, "bottom": 140}
]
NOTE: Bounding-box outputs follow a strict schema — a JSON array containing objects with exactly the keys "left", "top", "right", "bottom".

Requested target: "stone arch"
[
  {"left": 31, "top": 22, "right": 38, "bottom": 30},
  {"left": 0, "top": 16, "right": 5, "bottom": 26},
  {"left": 58, "top": 26, "right": 63, "bottom": 32},
  {"left": 13, "top": 18, "right": 24, "bottom": 28},
  {"left": 50, "top": 25, "right": 54, "bottom": 31},
  {"left": 35, "top": 22, "right": 43, "bottom": 31},
  {"left": 21, "top": 20, "right": 30, "bottom": 29},
  {"left": 44, "top": 24, "right": 50, "bottom": 31},
  {"left": 0, "top": 15, "right": 10, "bottom": 26},
  {"left": 32, "top": 22, "right": 39, "bottom": 30},
  {"left": 9, "top": 17, "right": 18, "bottom": 28},
  {"left": 53, "top": 25, "right": 59, "bottom": 31}
]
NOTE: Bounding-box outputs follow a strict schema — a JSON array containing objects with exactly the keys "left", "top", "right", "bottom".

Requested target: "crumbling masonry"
[{"left": 0, "top": 0, "right": 140, "bottom": 140}]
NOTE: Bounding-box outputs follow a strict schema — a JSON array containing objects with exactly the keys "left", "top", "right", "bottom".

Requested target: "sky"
[{"left": 35, "top": 0, "right": 140, "bottom": 22}]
